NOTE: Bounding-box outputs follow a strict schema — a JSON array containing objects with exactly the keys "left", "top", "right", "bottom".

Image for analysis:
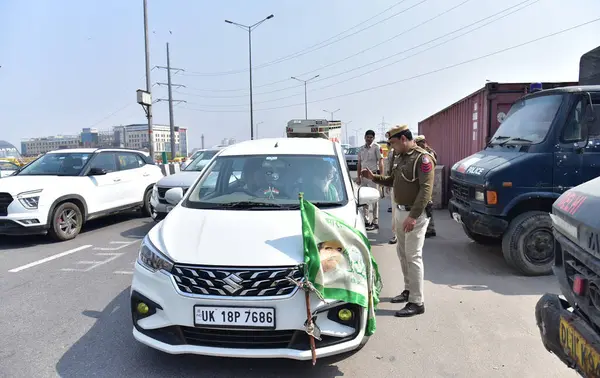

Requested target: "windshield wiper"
[
  {"left": 217, "top": 201, "right": 299, "bottom": 209},
  {"left": 499, "top": 137, "right": 533, "bottom": 146},
  {"left": 488, "top": 136, "right": 510, "bottom": 145}
]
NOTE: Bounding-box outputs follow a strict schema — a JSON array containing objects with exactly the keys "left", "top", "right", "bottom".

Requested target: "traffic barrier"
[{"left": 159, "top": 163, "right": 181, "bottom": 176}]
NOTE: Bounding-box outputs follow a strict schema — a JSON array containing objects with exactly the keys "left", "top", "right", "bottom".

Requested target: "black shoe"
[
  {"left": 366, "top": 223, "right": 379, "bottom": 231},
  {"left": 387, "top": 207, "right": 392, "bottom": 212},
  {"left": 388, "top": 236, "right": 397, "bottom": 244},
  {"left": 425, "top": 231, "right": 436, "bottom": 238},
  {"left": 390, "top": 290, "right": 409, "bottom": 303},
  {"left": 395, "top": 302, "right": 425, "bottom": 317}
]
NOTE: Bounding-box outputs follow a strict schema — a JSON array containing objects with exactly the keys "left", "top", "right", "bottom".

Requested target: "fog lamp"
[
  {"left": 338, "top": 308, "right": 353, "bottom": 321},
  {"left": 136, "top": 302, "right": 149, "bottom": 315}
]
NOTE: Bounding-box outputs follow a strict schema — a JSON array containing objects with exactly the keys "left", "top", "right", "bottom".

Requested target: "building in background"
[
  {"left": 21, "top": 135, "right": 80, "bottom": 156},
  {"left": 80, "top": 128, "right": 116, "bottom": 148}
]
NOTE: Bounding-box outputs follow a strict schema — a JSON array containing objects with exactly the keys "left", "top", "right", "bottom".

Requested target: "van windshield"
[{"left": 489, "top": 94, "right": 564, "bottom": 145}]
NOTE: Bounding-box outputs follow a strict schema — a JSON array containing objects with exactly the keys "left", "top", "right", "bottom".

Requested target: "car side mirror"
[
  {"left": 88, "top": 167, "right": 108, "bottom": 176},
  {"left": 165, "top": 187, "right": 184, "bottom": 205},
  {"left": 357, "top": 186, "right": 380, "bottom": 207}
]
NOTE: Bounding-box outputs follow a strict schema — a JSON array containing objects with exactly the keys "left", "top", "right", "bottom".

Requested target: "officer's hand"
[
  {"left": 360, "top": 168, "right": 374, "bottom": 180},
  {"left": 403, "top": 216, "right": 417, "bottom": 232}
]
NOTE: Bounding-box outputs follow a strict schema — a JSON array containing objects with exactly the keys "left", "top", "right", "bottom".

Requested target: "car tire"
[
  {"left": 462, "top": 224, "right": 501, "bottom": 245},
  {"left": 501, "top": 210, "right": 554, "bottom": 276},
  {"left": 48, "top": 202, "right": 83, "bottom": 241},
  {"left": 141, "top": 188, "right": 153, "bottom": 217}
]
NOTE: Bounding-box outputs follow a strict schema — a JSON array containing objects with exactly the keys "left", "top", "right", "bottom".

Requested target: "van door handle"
[
  {"left": 113, "top": 178, "right": 121, "bottom": 182},
  {"left": 143, "top": 173, "right": 150, "bottom": 177}
]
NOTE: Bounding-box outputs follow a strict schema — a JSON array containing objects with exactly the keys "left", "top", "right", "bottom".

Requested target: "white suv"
[
  {"left": 0, "top": 148, "right": 164, "bottom": 241},
  {"left": 130, "top": 137, "right": 380, "bottom": 360}
]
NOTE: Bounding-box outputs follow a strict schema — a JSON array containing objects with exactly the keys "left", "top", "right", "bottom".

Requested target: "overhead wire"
[
  {"left": 178, "top": 0, "right": 540, "bottom": 107},
  {"left": 183, "top": 0, "right": 426, "bottom": 77},
  {"left": 180, "top": 17, "right": 600, "bottom": 113}
]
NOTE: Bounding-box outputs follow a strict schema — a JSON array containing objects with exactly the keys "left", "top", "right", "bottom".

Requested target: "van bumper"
[{"left": 448, "top": 199, "right": 508, "bottom": 238}]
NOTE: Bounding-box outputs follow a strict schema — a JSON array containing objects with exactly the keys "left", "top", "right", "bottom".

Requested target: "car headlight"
[
  {"left": 17, "top": 189, "right": 42, "bottom": 209},
  {"left": 152, "top": 185, "right": 158, "bottom": 199},
  {"left": 138, "top": 237, "right": 174, "bottom": 272},
  {"left": 475, "top": 190, "right": 485, "bottom": 202}
]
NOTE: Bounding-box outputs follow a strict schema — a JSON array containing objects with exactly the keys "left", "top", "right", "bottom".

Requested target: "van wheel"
[
  {"left": 462, "top": 224, "right": 501, "bottom": 245},
  {"left": 141, "top": 188, "right": 153, "bottom": 217},
  {"left": 48, "top": 202, "right": 83, "bottom": 241},
  {"left": 502, "top": 211, "right": 554, "bottom": 276}
]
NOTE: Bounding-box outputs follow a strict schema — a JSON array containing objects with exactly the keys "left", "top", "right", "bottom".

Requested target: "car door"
[
  {"left": 116, "top": 152, "right": 147, "bottom": 205},
  {"left": 86, "top": 152, "right": 124, "bottom": 212}
]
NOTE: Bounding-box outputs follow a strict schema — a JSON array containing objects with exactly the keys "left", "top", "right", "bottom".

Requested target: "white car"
[
  {"left": 131, "top": 137, "right": 380, "bottom": 360},
  {"left": 0, "top": 148, "right": 164, "bottom": 240},
  {"left": 0, "top": 160, "right": 19, "bottom": 178}
]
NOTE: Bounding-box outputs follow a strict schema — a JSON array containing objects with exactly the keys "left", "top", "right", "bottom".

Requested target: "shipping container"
[{"left": 418, "top": 81, "right": 577, "bottom": 205}]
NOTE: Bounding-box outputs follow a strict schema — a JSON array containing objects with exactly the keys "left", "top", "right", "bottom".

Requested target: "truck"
[
  {"left": 535, "top": 176, "right": 600, "bottom": 377},
  {"left": 448, "top": 45, "right": 600, "bottom": 276},
  {"left": 286, "top": 119, "right": 342, "bottom": 142}
]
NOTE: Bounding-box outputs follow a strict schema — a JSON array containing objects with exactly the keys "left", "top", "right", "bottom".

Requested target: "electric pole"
[
  {"left": 343, "top": 121, "right": 353, "bottom": 145},
  {"left": 156, "top": 42, "right": 186, "bottom": 159},
  {"left": 291, "top": 75, "right": 319, "bottom": 119},
  {"left": 377, "top": 117, "right": 390, "bottom": 141},
  {"left": 142, "top": 0, "right": 154, "bottom": 159}
]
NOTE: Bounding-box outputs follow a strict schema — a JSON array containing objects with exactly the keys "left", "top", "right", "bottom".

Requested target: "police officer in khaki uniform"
[
  {"left": 385, "top": 142, "right": 400, "bottom": 244},
  {"left": 361, "top": 125, "right": 436, "bottom": 317},
  {"left": 415, "top": 135, "right": 437, "bottom": 238}
]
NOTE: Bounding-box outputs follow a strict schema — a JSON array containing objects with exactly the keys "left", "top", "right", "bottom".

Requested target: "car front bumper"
[
  {"left": 130, "top": 261, "right": 367, "bottom": 360},
  {"left": 448, "top": 199, "right": 508, "bottom": 238}
]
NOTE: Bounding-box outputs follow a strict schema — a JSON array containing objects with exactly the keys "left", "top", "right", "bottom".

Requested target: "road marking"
[
  {"left": 8, "top": 245, "right": 93, "bottom": 273},
  {"left": 61, "top": 252, "right": 125, "bottom": 272},
  {"left": 93, "top": 240, "right": 140, "bottom": 251},
  {"left": 114, "top": 270, "right": 134, "bottom": 275}
]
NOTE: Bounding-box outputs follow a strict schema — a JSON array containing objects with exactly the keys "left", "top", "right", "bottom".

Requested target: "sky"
[{"left": 1, "top": 0, "right": 600, "bottom": 151}]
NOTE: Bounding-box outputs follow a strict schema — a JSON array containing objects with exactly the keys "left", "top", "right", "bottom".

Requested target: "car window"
[
  {"left": 562, "top": 97, "right": 600, "bottom": 142},
  {"left": 185, "top": 154, "right": 347, "bottom": 210},
  {"left": 118, "top": 152, "right": 146, "bottom": 171},
  {"left": 0, "top": 161, "right": 17, "bottom": 170},
  {"left": 90, "top": 152, "right": 117, "bottom": 173},
  {"left": 17, "top": 153, "right": 92, "bottom": 176},
  {"left": 184, "top": 150, "right": 219, "bottom": 171}
]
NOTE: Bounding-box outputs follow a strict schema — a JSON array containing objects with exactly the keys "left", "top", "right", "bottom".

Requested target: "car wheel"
[
  {"left": 502, "top": 210, "right": 554, "bottom": 276},
  {"left": 141, "top": 188, "right": 153, "bottom": 217},
  {"left": 48, "top": 202, "right": 83, "bottom": 241},
  {"left": 462, "top": 224, "right": 501, "bottom": 245}
]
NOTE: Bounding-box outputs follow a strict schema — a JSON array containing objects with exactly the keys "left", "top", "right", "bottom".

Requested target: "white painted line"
[
  {"left": 76, "top": 260, "right": 102, "bottom": 264},
  {"left": 93, "top": 239, "right": 140, "bottom": 251},
  {"left": 9, "top": 245, "right": 93, "bottom": 273},
  {"left": 81, "top": 252, "right": 124, "bottom": 272},
  {"left": 114, "top": 270, "right": 134, "bottom": 275}
]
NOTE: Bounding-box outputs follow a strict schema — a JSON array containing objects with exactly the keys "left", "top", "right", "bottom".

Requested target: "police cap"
[
  {"left": 414, "top": 135, "right": 425, "bottom": 143},
  {"left": 386, "top": 124, "right": 410, "bottom": 140}
]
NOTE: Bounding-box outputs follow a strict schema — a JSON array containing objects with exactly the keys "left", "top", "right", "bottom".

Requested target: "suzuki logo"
[{"left": 222, "top": 273, "right": 244, "bottom": 294}]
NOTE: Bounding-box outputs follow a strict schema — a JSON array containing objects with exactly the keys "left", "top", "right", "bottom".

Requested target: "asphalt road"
[{"left": 0, "top": 200, "right": 572, "bottom": 378}]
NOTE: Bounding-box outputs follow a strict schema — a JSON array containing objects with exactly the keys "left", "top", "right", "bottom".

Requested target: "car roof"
[
  {"left": 46, "top": 148, "right": 149, "bottom": 155},
  {"left": 219, "top": 138, "right": 337, "bottom": 157}
]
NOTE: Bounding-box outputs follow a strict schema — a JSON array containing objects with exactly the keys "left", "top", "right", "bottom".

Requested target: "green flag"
[{"left": 299, "top": 197, "right": 383, "bottom": 336}]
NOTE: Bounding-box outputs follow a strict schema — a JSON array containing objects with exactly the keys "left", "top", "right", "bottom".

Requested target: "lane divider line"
[
  {"left": 114, "top": 271, "right": 134, "bottom": 275},
  {"left": 8, "top": 245, "right": 93, "bottom": 273}
]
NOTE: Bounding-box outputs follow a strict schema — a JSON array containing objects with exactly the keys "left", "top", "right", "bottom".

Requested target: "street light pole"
[
  {"left": 343, "top": 121, "right": 353, "bottom": 145},
  {"left": 323, "top": 108, "right": 340, "bottom": 121},
  {"left": 353, "top": 128, "right": 362, "bottom": 146},
  {"left": 225, "top": 14, "right": 274, "bottom": 140},
  {"left": 142, "top": 0, "right": 154, "bottom": 159},
  {"left": 291, "top": 75, "right": 319, "bottom": 119}
]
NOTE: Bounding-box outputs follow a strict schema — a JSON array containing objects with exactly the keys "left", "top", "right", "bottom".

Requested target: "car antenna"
[{"left": 274, "top": 141, "right": 279, "bottom": 148}]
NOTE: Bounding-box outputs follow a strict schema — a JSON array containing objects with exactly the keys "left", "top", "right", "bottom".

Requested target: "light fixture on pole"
[
  {"left": 343, "top": 121, "right": 353, "bottom": 145},
  {"left": 291, "top": 75, "right": 319, "bottom": 119},
  {"left": 323, "top": 108, "right": 340, "bottom": 121},
  {"left": 225, "top": 14, "right": 274, "bottom": 141}
]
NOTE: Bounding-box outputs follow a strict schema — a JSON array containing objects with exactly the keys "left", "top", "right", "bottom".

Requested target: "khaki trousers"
[
  {"left": 394, "top": 207, "right": 429, "bottom": 304},
  {"left": 360, "top": 178, "right": 379, "bottom": 225},
  {"left": 390, "top": 188, "right": 396, "bottom": 237}
]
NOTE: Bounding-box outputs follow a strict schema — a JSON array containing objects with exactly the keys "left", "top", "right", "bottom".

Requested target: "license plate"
[
  {"left": 559, "top": 316, "right": 600, "bottom": 376},
  {"left": 452, "top": 212, "right": 462, "bottom": 224},
  {"left": 166, "top": 206, "right": 174, "bottom": 212},
  {"left": 194, "top": 306, "right": 276, "bottom": 329}
]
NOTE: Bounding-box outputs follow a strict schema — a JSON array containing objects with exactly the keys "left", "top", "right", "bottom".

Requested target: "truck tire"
[
  {"left": 502, "top": 210, "right": 554, "bottom": 276},
  {"left": 462, "top": 224, "right": 501, "bottom": 245},
  {"left": 48, "top": 202, "right": 83, "bottom": 241}
]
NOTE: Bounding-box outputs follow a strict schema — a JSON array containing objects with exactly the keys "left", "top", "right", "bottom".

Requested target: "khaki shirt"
[
  {"left": 358, "top": 143, "right": 382, "bottom": 172},
  {"left": 386, "top": 148, "right": 399, "bottom": 176},
  {"left": 372, "top": 145, "right": 436, "bottom": 219}
]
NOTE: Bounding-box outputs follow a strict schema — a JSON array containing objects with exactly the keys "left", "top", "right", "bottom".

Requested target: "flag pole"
[{"left": 299, "top": 192, "right": 318, "bottom": 365}]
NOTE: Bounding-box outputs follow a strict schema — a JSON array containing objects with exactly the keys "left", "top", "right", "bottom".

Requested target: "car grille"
[
  {"left": 157, "top": 186, "right": 188, "bottom": 205},
  {"left": 451, "top": 181, "right": 471, "bottom": 206},
  {"left": 180, "top": 327, "right": 295, "bottom": 349},
  {"left": 171, "top": 265, "right": 304, "bottom": 297},
  {"left": 0, "top": 192, "right": 13, "bottom": 216}
]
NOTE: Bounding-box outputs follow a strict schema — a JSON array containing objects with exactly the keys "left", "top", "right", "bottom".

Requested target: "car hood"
[
  {"left": 156, "top": 171, "right": 202, "bottom": 188},
  {"left": 451, "top": 151, "right": 524, "bottom": 184},
  {"left": 345, "top": 154, "right": 358, "bottom": 159},
  {"left": 148, "top": 204, "right": 358, "bottom": 266},
  {"left": 0, "top": 175, "right": 76, "bottom": 195}
]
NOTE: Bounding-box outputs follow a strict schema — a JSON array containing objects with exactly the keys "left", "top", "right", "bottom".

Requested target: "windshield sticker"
[
  {"left": 466, "top": 166, "right": 485, "bottom": 176},
  {"left": 555, "top": 191, "right": 587, "bottom": 216},
  {"left": 265, "top": 156, "right": 277, "bottom": 161}
]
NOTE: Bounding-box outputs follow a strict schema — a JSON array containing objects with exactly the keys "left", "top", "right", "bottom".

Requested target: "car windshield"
[
  {"left": 185, "top": 154, "right": 347, "bottom": 210},
  {"left": 489, "top": 94, "right": 564, "bottom": 145},
  {"left": 345, "top": 147, "right": 360, "bottom": 155},
  {"left": 17, "top": 153, "right": 92, "bottom": 176},
  {"left": 184, "top": 150, "right": 218, "bottom": 171}
]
